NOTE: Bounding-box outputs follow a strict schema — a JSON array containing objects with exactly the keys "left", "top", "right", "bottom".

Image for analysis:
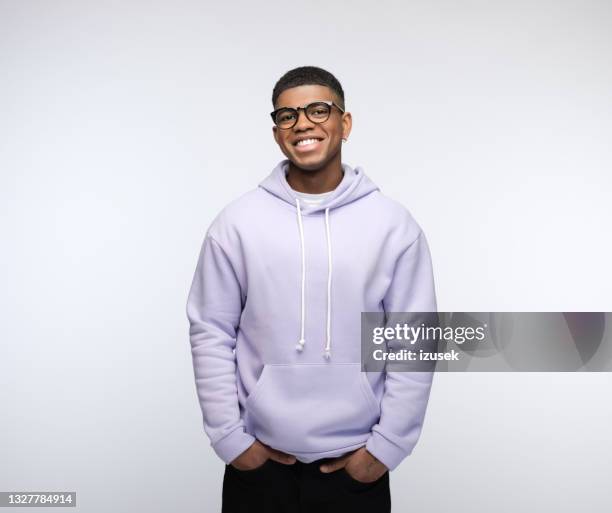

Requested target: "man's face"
[{"left": 272, "top": 84, "right": 351, "bottom": 171}]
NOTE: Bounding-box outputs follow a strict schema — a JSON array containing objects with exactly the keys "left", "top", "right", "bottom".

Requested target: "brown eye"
[
  {"left": 306, "top": 103, "right": 331, "bottom": 121},
  {"left": 275, "top": 109, "right": 297, "bottom": 128}
]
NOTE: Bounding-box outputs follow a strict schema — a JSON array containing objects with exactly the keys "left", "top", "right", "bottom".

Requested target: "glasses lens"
[
  {"left": 306, "top": 102, "right": 331, "bottom": 122},
  {"left": 275, "top": 108, "right": 297, "bottom": 128}
]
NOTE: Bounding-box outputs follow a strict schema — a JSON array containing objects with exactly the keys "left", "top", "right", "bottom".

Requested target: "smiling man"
[{"left": 186, "top": 66, "right": 437, "bottom": 512}]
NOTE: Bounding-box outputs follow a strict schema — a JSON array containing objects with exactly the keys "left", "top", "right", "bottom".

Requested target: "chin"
[{"left": 289, "top": 156, "right": 327, "bottom": 172}]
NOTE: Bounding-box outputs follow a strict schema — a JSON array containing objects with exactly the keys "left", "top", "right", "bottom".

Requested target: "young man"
[{"left": 186, "top": 66, "right": 437, "bottom": 512}]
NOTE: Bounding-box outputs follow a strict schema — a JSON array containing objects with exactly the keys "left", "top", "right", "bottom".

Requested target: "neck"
[{"left": 286, "top": 154, "right": 343, "bottom": 194}]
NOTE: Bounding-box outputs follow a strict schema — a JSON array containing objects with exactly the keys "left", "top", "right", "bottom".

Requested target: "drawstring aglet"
[
  {"left": 323, "top": 350, "right": 331, "bottom": 359},
  {"left": 296, "top": 339, "right": 305, "bottom": 352}
]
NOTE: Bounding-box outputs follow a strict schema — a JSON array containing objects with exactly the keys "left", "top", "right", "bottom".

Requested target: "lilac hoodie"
[{"left": 186, "top": 159, "right": 437, "bottom": 471}]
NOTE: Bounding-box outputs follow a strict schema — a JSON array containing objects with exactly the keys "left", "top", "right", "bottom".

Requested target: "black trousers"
[{"left": 221, "top": 457, "right": 391, "bottom": 513}]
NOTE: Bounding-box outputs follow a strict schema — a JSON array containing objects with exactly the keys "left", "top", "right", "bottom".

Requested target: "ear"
[
  {"left": 272, "top": 125, "right": 279, "bottom": 145},
  {"left": 341, "top": 111, "right": 353, "bottom": 140}
]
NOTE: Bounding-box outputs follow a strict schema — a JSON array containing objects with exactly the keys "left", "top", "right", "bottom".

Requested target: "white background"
[{"left": 1, "top": 0, "right": 611, "bottom": 511}]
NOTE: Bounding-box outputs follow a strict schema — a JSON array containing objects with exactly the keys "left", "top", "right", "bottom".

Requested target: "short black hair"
[{"left": 272, "top": 66, "right": 345, "bottom": 110}]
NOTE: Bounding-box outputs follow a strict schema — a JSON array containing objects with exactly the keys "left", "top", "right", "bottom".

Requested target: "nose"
[{"left": 293, "top": 108, "right": 315, "bottom": 130}]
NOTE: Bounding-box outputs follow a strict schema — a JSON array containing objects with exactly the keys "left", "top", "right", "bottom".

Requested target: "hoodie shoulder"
[
  {"left": 368, "top": 190, "right": 423, "bottom": 246},
  {"left": 205, "top": 187, "right": 263, "bottom": 248}
]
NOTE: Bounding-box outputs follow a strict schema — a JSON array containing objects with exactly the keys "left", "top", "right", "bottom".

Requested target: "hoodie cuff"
[
  {"left": 212, "top": 428, "right": 256, "bottom": 464},
  {"left": 365, "top": 430, "right": 410, "bottom": 472}
]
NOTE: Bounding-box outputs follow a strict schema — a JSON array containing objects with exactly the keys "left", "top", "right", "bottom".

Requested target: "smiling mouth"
[{"left": 294, "top": 137, "right": 324, "bottom": 151}]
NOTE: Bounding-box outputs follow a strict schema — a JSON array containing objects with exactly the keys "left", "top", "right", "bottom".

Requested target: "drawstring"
[
  {"left": 323, "top": 207, "right": 332, "bottom": 359},
  {"left": 294, "top": 198, "right": 333, "bottom": 359},
  {"left": 295, "top": 198, "right": 306, "bottom": 352}
]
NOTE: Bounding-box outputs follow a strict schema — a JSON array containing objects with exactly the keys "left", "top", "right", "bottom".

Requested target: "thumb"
[
  {"left": 266, "top": 447, "right": 297, "bottom": 465},
  {"left": 320, "top": 455, "right": 351, "bottom": 473}
]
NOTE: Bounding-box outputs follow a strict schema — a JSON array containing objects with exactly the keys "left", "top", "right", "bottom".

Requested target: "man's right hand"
[{"left": 230, "top": 440, "right": 296, "bottom": 470}]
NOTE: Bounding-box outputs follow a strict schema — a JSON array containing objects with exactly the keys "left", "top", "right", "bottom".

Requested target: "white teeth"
[{"left": 296, "top": 138, "right": 320, "bottom": 146}]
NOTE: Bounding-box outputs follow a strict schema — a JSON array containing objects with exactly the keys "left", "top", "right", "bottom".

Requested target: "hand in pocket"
[
  {"left": 321, "top": 447, "right": 388, "bottom": 483},
  {"left": 230, "top": 439, "right": 296, "bottom": 471}
]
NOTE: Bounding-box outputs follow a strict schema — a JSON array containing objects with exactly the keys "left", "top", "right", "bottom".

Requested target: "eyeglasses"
[{"left": 270, "top": 100, "right": 345, "bottom": 129}]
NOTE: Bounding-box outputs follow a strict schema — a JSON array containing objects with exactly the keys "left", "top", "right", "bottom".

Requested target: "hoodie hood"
[
  {"left": 258, "top": 159, "right": 380, "bottom": 359},
  {"left": 258, "top": 159, "right": 379, "bottom": 215}
]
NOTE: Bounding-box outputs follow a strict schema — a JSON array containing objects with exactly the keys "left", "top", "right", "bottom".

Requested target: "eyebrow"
[{"left": 278, "top": 100, "right": 331, "bottom": 110}]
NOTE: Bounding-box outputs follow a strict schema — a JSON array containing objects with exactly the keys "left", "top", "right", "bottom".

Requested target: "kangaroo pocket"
[{"left": 244, "top": 363, "right": 380, "bottom": 454}]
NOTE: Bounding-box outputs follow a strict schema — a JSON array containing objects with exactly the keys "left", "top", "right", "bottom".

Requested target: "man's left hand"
[{"left": 319, "top": 447, "right": 388, "bottom": 483}]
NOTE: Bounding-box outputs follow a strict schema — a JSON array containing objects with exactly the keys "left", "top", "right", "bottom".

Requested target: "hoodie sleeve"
[
  {"left": 186, "top": 233, "right": 255, "bottom": 464},
  {"left": 365, "top": 229, "right": 437, "bottom": 471}
]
